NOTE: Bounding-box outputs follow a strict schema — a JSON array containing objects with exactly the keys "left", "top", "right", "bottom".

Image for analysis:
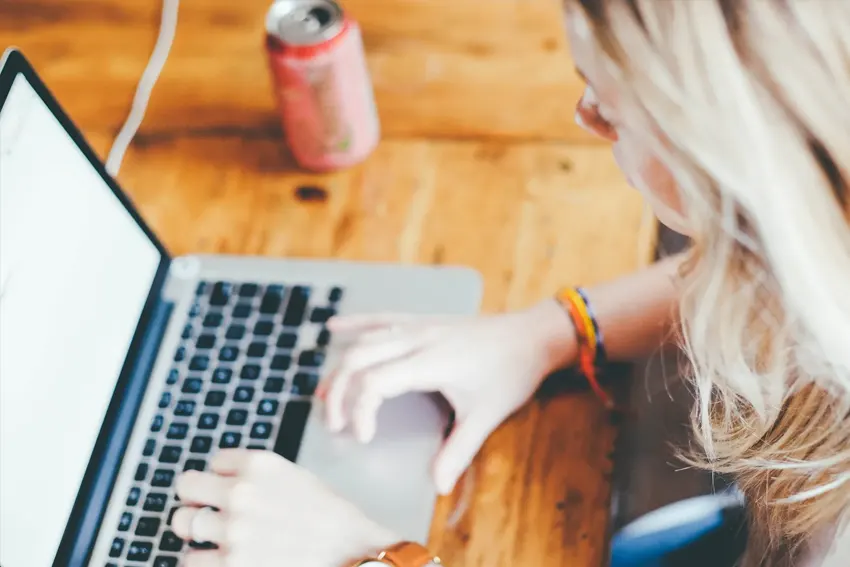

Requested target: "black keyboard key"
[
  {"left": 203, "top": 313, "right": 223, "bottom": 328},
  {"left": 143, "top": 493, "right": 168, "bottom": 513},
  {"left": 205, "top": 390, "right": 226, "bottom": 407},
  {"left": 212, "top": 367, "right": 233, "bottom": 384},
  {"left": 226, "top": 409, "right": 248, "bottom": 426},
  {"left": 196, "top": 281, "right": 207, "bottom": 296},
  {"left": 259, "top": 288, "right": 283, "bottom": 314},
  {"left": 160, "top": 530, "right": 184, "bottom": 552},
  {"left": 134, "top": 462, "right": 149, "bottom": 481},
  {"left": 174, "top": 400, "right": 196, "bottom": 417},
  {"left": 274, "top": 401, "right": 312, "bottom": 462},
  {"left": 226, "top": 324, "right": 246, "bottom": 340},
  {"left": 233, "top": 386, "right": 254, "bottom": 403},
  {"left": 298, "top": 350, "right": 325, "bottom": 367},
  {"left": 250, "top": 422, "right": 272, "bottom": 439},
  {"left": 317, "top": 328, "right": 331, "bottom": 347},
  {"left": 283, "top": 286, "right": 310, "bottom": 326},
  {"left": 270, "top": 354, "right": 291, "bottom": 371},
  {"left": 135, "top": 516, "right": 161, "bottom": 537},
  {"left": 189, "top": 541, "right": 218, "bottom": 550},
  {"left": 189, "top": 355, "right": 210, "bottom": 371},
  {"left": 152, "top": 469, "right": 175, "bottom": 487},
  {"left": 209, "top": 281, "right": 233, "bottom": 307},
  {"left": 109, "top": 537, "right": 125, "bottom": 558},
  {"left": 184, "top": 459, "right": 206, "bottom": 472},
  {"left": 219, "top": 346, "right": 239, "bottom": 362},
  {"left": 240, "top": 364, "right": 261, "bottom": 380},
  {"left": 254, "top": 320, "right": 274, "bottom": 336},
  {"left": 196, "top": 334, "right": 216, "bottom": 349},
  {"left": 167, "top": 422, "right": 189, "bottom": 439},
  {"left": 167, "top": 506, "right": 179, "bottom": 525},
  {"left": 188, "top": 301, "right": 202, "bottom": 318},
  {"left": 276, "top": 332, "right": 298, "bottom": 349},
  {"left": 258, "top": 399, "right": 279, "bottom": 416},
  {"left": 143, "top": 439, "right": 156, "bottom": 457},
  {"left": 267, "top": 284, "right": 284, "bottom": 294},
  {"left": 159, "top": 392, "right": 172, "bottom": 409},
  {"left": 239, "top": 283, "right": 259, "bottom": 298},
  {"left": 126, "top": 487, "right": 141, "bottom": 506},
  {"left": 219, "top": 431, "right": 242, "bottom": 448},
  {"left": 126, "top": 541, "right": 154, "bottom": 562},
  {"left": 191, "top": 436, "right": 213, "bottom": 453},
  {"left": 310, "top": 306, "right": 336, "bottom": 324},
  {"left": 232, "top": 303, "right": 252, "bottom": 319},
  {"left": 328, "top": 286, "right": 343, "bottom": 302},
  {"left": 264, "top": 377, "right": 285, "bottom": 393},
  {"left": 247, "top": 444, "right": 266, "bottom": 450},
  {"left": 166, "top": 369, "right": 180, "bottom": 385},
  {"left": 198, "top": 412, "right": 219, "bottom": 429},
  {"left": 181, "top": 324, "right": 194, "bottom": 340},
  {"left": 151, "top": 414, "right": 164, "bottom": 433},
  {"left": 292, "top": 372, "right": 318, "bottom": 396},
  {"left": 159, "top": 446, "right": 182, "bottom": 464},
  {"left": 181, "top": 378, "right": 204, "bottom": 394},
  {"left": 118, "top": 511, "right": 133, "bottom": 532},
  {"left": 154, "top": 556, "right": 179, "bottom": 567},
  {"left": 173, "top": 346, "right": 186, "bottom": 362},
  {"left": 246, "top": 342, "right": 267, "bottom": 358}
]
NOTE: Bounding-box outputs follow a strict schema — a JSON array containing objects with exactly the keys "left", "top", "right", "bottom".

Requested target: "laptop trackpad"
[{"left": 291, "top": 393, "right": 448, "bottom": 543}]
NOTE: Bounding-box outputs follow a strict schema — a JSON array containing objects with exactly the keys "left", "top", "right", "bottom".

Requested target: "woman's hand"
[
  {"left": 171, "top": 449, "right": 397, "bottom": 567},
  {"left": 319, "top": 299, "right": 577, "bottom": 495}
]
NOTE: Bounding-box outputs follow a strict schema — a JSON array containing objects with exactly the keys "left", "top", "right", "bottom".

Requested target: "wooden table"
[{"left": 2, "top": 1, "right": 655, "bottom": 564}]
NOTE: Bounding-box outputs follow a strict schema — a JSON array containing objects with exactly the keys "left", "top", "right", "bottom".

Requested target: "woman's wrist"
[{"left": 523, "top": 297, "right": 580, "bottom": 374}]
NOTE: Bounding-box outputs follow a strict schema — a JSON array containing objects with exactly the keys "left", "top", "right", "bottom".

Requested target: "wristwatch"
[{"left": 352, "top": 541, "right": 442, "bottom": 567}]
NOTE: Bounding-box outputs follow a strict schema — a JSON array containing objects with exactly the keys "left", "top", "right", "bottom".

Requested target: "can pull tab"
[{"left": 293, "top": 6, "right": 332, "bottom": 33}]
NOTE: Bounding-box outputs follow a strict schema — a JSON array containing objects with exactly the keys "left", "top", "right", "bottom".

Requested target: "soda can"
[{"left": 265, "top": 0, "right": 380, "bottom": 171}]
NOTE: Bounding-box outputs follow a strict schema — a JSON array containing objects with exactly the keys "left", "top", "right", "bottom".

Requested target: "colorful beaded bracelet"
[{"left": 556, "top": 287, "right": 613, "bottom": 410}]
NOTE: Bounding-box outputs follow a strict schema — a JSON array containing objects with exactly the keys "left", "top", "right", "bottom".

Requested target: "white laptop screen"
[{"left": 0, "top": 73, "right": 162, "bottom": 567}]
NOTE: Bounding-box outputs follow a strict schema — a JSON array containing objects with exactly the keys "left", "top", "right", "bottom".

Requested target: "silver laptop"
[{"left": 0, "top": 48, "right": 482, "bottom": 567}]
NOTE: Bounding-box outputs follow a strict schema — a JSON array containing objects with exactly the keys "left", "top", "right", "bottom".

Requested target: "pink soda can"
[{"left": 265, "top": 0, "right": 380, "bottom": 171}]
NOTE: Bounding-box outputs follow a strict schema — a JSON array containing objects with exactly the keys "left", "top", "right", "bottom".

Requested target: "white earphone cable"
[{"left": 104, "top": 0, "right": 179, "bottom": 177}]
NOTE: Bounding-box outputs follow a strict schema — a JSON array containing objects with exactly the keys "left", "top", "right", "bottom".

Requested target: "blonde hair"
[{"left": 567, "top": 0, "right": 850, "bottom": 561}]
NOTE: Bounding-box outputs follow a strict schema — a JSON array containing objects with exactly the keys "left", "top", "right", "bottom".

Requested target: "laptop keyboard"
[{"left": 104, "top": 280, "right": 343, "bottom": 567}]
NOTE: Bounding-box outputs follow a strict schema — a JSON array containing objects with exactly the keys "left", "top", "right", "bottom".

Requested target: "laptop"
[{"left": 0, "top": 47, "right": 482, "bottom": 567}]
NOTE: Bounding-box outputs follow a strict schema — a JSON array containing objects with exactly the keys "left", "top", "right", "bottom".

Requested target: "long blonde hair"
[{"left": 567, "top": 0, "right": 850, "bottom": 561}]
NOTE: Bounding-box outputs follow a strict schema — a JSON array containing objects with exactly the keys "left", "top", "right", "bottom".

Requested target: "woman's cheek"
[{"left": 612, "top": 135, "right": 691, "bottom": 234}]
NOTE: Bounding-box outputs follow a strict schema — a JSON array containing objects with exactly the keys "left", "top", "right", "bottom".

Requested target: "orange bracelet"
[{"left": 556, "top": 288, "right": 614, "bottom": 410}]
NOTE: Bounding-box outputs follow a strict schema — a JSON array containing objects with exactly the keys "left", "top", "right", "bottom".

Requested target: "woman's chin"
[{"left": 653, "top": 208, "right": 693, "bottom": 236}]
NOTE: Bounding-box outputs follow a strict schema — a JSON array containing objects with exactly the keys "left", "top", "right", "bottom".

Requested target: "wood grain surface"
[{"left": 1, "top": 1, "right": 655, "bottom": 565}]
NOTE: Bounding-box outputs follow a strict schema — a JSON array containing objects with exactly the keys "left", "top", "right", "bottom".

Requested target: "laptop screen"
[{"left": 0, "top": 72, "right": 162, "bottom": 566}]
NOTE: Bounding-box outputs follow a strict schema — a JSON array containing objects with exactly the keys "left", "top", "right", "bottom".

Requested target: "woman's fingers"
[
  {"left": 323, "top": 333, "right": 426, "bottom": 432},
  {"left": 171, "top": 506, "right": 226, "bottom": 544},
  {"left": 327, "top": 313, "right": 417, "bottom": 333},
  {"left": 175, "top": 470, "right": 237, "bottom": 510},
  {"left": 432, "top": 411, "right": 502, "bottom": 495},
  {"left": 349, "top": 353, "right": 438, "bottom": 443},
  {"left": 182, "top": 550, "right": 225, "bottom": 567}
]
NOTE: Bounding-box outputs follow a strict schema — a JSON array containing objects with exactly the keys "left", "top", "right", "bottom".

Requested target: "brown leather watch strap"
[{"left": 380, "top": 541, "right": 440, "bottom": 566}]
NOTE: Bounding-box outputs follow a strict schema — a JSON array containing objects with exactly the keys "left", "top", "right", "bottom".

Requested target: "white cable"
[{"left": 105, "top": 0, "right": 179, "bottom": 177}]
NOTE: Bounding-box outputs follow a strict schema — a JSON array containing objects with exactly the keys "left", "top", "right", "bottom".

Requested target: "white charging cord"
[{"left": 104, "top": 0, "right": 179, "bottom": 177}]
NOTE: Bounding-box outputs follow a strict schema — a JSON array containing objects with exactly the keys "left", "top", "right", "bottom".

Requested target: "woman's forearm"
[
  {"left": 584, "top": 253, "right": 683, "bottom": 361},
  {"left": 533, "top": 253, "right": 684, "bottom": 370}
]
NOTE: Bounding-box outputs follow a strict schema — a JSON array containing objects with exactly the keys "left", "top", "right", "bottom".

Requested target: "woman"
[{"left": 169, "top": 1, "right": 850, "bottom": 565}]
